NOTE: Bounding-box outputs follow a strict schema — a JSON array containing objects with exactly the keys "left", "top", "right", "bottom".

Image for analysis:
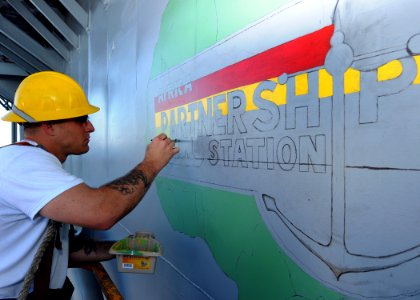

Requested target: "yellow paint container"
[{"left": 109, "top": 232, "right": 162, "bottom": 274}]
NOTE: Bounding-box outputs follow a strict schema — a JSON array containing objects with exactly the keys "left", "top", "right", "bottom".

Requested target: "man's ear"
[{"left": 40, "top": 122, "right": 56, "bottom": 136}]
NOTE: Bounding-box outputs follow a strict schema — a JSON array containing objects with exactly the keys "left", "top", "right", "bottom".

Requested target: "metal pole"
[{"left": 11, "top": 122, "right": 18, "bottom": 143}]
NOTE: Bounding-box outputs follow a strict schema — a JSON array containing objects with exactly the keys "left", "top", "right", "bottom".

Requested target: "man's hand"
[{"left": 142, "top": 134, "right": 179, "bottom": 177}]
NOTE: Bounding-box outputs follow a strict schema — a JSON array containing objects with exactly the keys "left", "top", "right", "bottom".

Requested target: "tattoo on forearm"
[{"left": 107, "top": 169, "right": 149, "bottom": 195}]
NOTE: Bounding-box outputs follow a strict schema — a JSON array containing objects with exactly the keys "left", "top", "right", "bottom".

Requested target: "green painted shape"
[
  {"left": 151, "top": 0, "right": 293, "bottom": 77},
  {"left": 157, "top": 177, "right": 347, "bottom": 300}
]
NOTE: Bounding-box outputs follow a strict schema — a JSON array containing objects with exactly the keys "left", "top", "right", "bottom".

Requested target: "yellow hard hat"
[{"left": 1, "top": 71, "right": 100, "bottom": 123}]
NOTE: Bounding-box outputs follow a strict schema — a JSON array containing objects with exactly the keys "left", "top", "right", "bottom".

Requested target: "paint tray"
[{"left": 109, "top": 232, "right": 162, "bottom": 274}]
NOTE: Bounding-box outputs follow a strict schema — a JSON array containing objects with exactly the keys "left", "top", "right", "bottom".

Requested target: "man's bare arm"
[
  {"left": 68, "top": 241, "right": 115, "bottom": 267},
  {"left": 39, "top": 134, "right": 179, "bottom": 229}
]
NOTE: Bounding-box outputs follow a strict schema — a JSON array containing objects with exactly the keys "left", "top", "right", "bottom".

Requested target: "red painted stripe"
[{"left": 155, "top": 25, "right": 334, "bottom": 112}]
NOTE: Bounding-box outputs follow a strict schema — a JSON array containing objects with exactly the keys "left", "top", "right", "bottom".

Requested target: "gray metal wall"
[
  {"left": 66, "top": 1, "right": 235, "bottom": 299},
  {"left": 65, "top": 0, "right": 420, "bottom": 299}
]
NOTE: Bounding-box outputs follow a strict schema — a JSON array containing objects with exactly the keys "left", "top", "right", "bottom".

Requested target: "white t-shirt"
[{"left": 0, "top": 141, "right": 83, "bottom": 298}]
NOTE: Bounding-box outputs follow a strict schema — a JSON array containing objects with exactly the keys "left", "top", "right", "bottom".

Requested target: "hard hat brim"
[
  {"left": 1, "top": 104, "right": 100, "bottom": 123},
  {"left": 1, "top": 111, "right": 26, "bottom": 122}
]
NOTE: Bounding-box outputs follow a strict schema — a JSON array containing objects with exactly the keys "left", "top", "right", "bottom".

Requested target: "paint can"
[{"left": 109, "top": 232, "right": 162, "bottom": 274}]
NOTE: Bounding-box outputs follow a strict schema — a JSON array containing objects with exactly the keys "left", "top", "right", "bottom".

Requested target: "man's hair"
[{"left": 20, "top": 122, "right": 42, "bottom": 129}]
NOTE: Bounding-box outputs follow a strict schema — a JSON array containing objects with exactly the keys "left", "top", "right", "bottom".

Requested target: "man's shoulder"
[
  {"left": 0, "top": 143, "right": 45, "bottom": 156},
  {"left": 0, "top": 144, "right": 57, "bottom": 170}
]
